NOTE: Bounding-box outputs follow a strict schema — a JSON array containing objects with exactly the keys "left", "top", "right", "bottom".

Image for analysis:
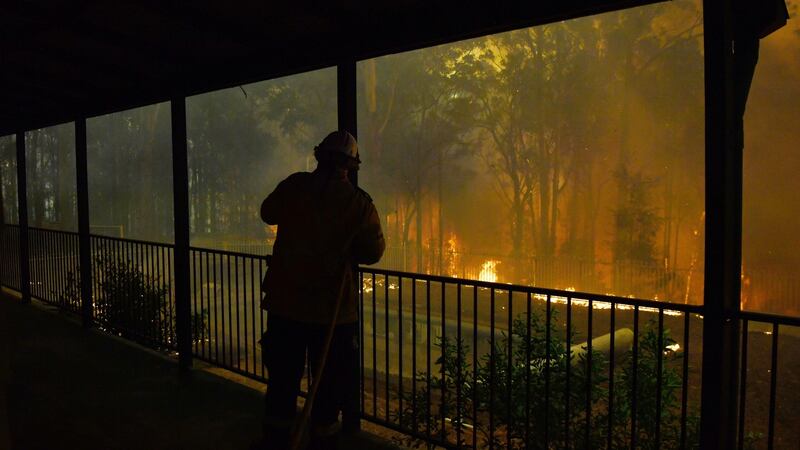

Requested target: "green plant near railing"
[
  {"left": 393, "top": 309, "right": 707, "bottom": 449},
  {"left": 56, "top": 271, "right": 81, "bottom": 311},
  {"left": 58, "top": 256, "right": 208, "bottom": 349},
  {"left": 609, "top": 324, "right": 689, "bottom": 449}
]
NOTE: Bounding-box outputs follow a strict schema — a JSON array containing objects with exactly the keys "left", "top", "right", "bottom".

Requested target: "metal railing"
[
  {"left": 28, "top": 226, "right": 80, "bottom": 312},
  {"left": 0, "top": 223, "right": 21, "bottom": 291},
  {"left": 358, "top": 267, "right": 704, "bottom": 449},
  {"left": 737, "top": 312, "right": 800, "bottom": 450},
  {"left": 90, "top": 234, "right": 176, "bottom": 350},
  {"left": 189, "top": 246, "right": 269, "bottom": 381},
  {"left": 1, "top": 227, "right": 798, "bottom": 449}
]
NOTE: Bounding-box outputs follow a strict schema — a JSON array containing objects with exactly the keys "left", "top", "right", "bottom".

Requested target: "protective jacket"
[{"left": 260, "top": 168, "right": 384, "bottom": 324}]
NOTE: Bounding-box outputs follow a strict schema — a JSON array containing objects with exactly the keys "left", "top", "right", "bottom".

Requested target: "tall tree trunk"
[
  {"left": 663, "top": 170, "right": 674, "bottom": 268},
  {"left": 538, "top": 166, "right": 551, "bottom": 257},
  {"left": 415, "top": 178, "right": 423, "bottom": 273},
  {"left": 29, "top": 134, "right": 37, "bottom": 226},
  {"left": 402, "top": 200, "right": 414, "bottom": 272},
  {"left": 511, "top": 188, "right": 525, "bottom": 257},
  {"left": 361, "top": 59, "right": 398, "bottom": 164},
  {"left": 549, "top": 149, "right": 559, "bottom": 257},
  {"left": 437, "top": 147, "right": 444, "bottom": 274},
  {"left": 583, "top": 156, "right": 597, "bottom": 262},
  {"left": 565, "top": 168, "right": 581, "bottom": 256},
  {"left": 57, "top": 126, "right": 75, "bottom": 230},
  {"left": 137, "top": 104, "right": 161, "bottom": 240},
  {"left": 414, "top": 106, "right": 428, "bottom": 273},
  {"left": 529, "top": 194, "right": 538, "bottom": 256}
]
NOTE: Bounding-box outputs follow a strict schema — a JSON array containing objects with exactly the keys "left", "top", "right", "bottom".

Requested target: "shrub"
[
  {"left": 59, "top": 256, "right": 208, "bottom": 350},
  {"left": 395, "top": 309, "right": 703, "bottom": 449}
]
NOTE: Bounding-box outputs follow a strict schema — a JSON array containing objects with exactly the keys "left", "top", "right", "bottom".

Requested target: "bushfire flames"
[
  {"left": 446, "top": 233, "right": 459, "bottom": 278},
  {"left": 479, "top": 260, "right": 500, "bottom": 283}
]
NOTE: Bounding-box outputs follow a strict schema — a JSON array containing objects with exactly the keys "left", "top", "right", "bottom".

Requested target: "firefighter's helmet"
[{"left": 314, "top": 130, "right": 360, "bottom": 163}]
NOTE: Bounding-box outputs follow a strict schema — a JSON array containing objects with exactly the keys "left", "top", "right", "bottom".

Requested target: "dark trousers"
[{"left": 261, "top": 314, "right": 358, "bottom": 443}]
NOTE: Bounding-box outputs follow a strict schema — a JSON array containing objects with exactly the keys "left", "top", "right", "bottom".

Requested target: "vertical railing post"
[
  {"left": 338, "top": 59, "right": 361, "bottom": 433},
  {"left": 75, "top": 118, "right": 93, "bottom": 327},
  {"left": 172, "top": 96, "right": 192, "bottom": 372},
  {"left": 700, "top": 0, "right": 741, "bottom": 448},
  {"left": 0, "top": 142, "right": 5, "bottom": 285},
  {"left": 16, "top": 131, "right": 31, "bottom": 303}
]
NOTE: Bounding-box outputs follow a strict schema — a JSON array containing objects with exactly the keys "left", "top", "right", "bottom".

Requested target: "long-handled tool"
[{"left": 287, "top": 262, "right": 351, "bottom": 450}]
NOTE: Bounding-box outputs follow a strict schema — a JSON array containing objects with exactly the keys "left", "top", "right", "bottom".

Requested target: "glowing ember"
[
  {"left": 666, "top": 343, "right": 681, "bottom": 352},
  {"left": 532, "top": 293, "right": 685, "bottom": 316},
  {"left": 361, "top": 278, "right": 374, "bottom": 293},
  {"left": 479, "top": 260, "right": 500, "bottom": 283}
]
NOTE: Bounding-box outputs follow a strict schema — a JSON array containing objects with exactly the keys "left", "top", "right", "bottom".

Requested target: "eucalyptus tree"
[
  {"left": 24, "top": 124, "right": 76, "bottom": 231},
  {"left": 359, "top": 48, "right": 470, "bottom": 273},
  {"left": 444, "top": 20, "right": 601, "bottom": 285},
  {"left": 186, "top": 68, "right": 336, "bottom": 244},
  {"left": 87, "top": 103, "right": 172, "bottom": 242},
  {"left": 0, "top": 136, "right": 15, "bottom": 225},
  {"left": 188, "top": 85, "right": 277, "bottom": 240}
]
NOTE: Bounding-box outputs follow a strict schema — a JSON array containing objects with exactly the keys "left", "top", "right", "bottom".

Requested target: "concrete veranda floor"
[{"left": 0, "top": 290, "right": 402, "bottom": 450}]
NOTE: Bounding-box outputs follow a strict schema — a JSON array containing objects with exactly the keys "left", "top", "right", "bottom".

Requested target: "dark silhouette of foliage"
[
  {"left": 609, "top": 322, "right": 691, "bottom": 449},
  {"left": 394, "top": 310, "right": 709, "bottom": 449},
  {"left": 613, "top": 164, "right": 660, "bottom": 265},
  {"left": 59, "top": 256, "right": 208, "bottom": 350}
]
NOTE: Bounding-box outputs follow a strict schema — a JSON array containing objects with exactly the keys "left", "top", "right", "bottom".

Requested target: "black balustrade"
[
  {"left": 89, "top": 234, "right": 175, "bottom": 350},
  {"left": 358, "top": 267, "right": 706, "bottom": 449},
  {"left": 2, "top": 229, "right": 799, "bottom": 449},
  {"left": 0, "top": 224, "right": 21, "bottom": 291},
  {"left": 189, "top": 246, "right": 269, "bottom": 382},
  {"left": 27, "top": 227, "right": 80, "bottom": 312},
  {"left": 736, "top": 311, "right": 800, "bottom": 450}
]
